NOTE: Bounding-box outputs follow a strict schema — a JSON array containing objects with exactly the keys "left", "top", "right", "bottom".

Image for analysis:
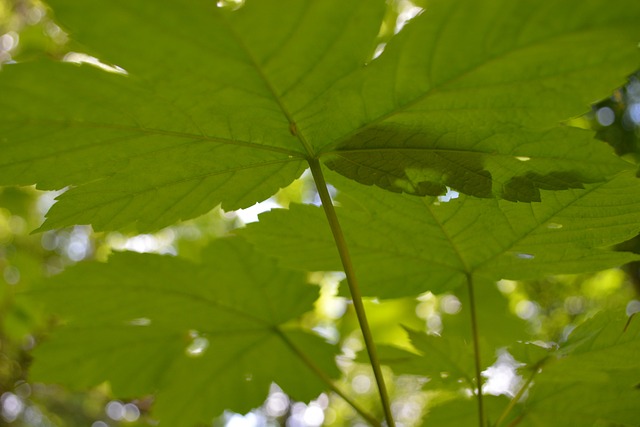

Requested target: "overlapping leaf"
[
  {"left": 0, "top": 0, "right": 639, "bottom": 232},
  {"left": 242, "top": 170, "right": 640, "bottom": 298},
  {"left": 26, "top": 238, "right": 338, "bottom": 425}
]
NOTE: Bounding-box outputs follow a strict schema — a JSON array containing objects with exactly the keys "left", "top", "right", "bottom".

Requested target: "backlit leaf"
[
  {"left": 27, "top": 238, "right": 338, "bottom": 425},
  {"left": 0, "top": 0, "right": 385, "bottom": 231},
  {"left": 243, "top": 171, "right": 640, "bottom": 298},
  {"left": 314, "top": 0, "right": 640, "bottom": 199},
  {"left": 0, "top": 0, "right": 638, "bottom": 231}
]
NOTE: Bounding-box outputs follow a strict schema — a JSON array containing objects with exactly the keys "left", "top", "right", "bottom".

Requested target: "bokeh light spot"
[
  {"left": 122, "top": 403, "right": 140, "bottom": 422},
  {"left": 441, "top": 295, "right": 461, "bottom": 314},
  {"left": 1, "top": 392, "right": 23, "bottom": 422},
  {"left": 351, "top": 374, "right": 372, "bottom": 394},
  {"left": 106, "top": 401, "right": 124, "bottom": 420},
  {"left": 515, "top": 300, "right": 538, "bottom": 320},
  {"left": 302, "top": 404, "right": 324, "bottom": 427},
  {"left": 265, "top": 391, "right": 289, "bottom": 417},
  {"left": 596, "top": 106, "right": 615, "bottom": 126},
  {"left": 629, "top": 103, "right": 640, "bottom": 124}
]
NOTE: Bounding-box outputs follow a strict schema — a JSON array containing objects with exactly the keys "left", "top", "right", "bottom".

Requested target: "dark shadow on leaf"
[
  {"left": 325, "top": 125, "right": 595, "bottom": 202},
  {"left": 324, "top": 126, "right": 493, "bottom": 198},
  {"left": 501, "top": 171, "right": 587, "bottom": 202}
]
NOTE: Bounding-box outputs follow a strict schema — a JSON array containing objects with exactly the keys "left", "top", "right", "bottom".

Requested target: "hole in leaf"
[
  {"left": 127, "top": 318, "right": 151, "bottom": 326},
  {"left": 514, "top": 253, "right": 535, "bottom": 260},
  {"left": 185, "top": 332, "right": 209, "bottom": 357},
  {"left": 63, "top": 52, "right": 128, "bottom": 75}
]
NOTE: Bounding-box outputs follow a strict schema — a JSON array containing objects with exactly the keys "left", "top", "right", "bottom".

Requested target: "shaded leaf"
[
  {"left": 512, "top": 312, "right": 640, "bottom": 426},
  {"left": 27, "top": 238, "right": 338, "bottom": 425},
  {"left": 536, "top": 311, "right": 640, "bottom": 383},
  {"left": 508, "top": 341, "right": 553, "bottom": 368},
  {"left": 400, "top": 328, "right": 476, "bottom": 389},
  {"left": 323, "top": 127, "right": 625, "bottom": 201},
  {"left": 442, "top": 280, "right": 531, "bottom": 349},
  {"left": 243, "top": 170, "right": 640, "bottom": 298},
  {"left": 518, "top": 376, "right": 640, "bottom": 427},
  {"left": 421, "top": 395, "right": 510, "bottom": 427}
]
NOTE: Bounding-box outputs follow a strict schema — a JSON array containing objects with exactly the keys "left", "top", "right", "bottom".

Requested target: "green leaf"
[
  {"left": 399, "top": 328, "right": 476, "bottom": 388},
  {"left": 27, "top": 238, "right": 338, "bottom": 425},
  {"left": 508, "top": 341, "right": 553, "bottom": 368},
  {"left": 421, "top": 395, "right": 510, "bottom": 427},
  {"left": 359, "top": 286, "right": 527, "bottom": 379},
  {"left": 1, "top": 0, "right": 639, "bottom": 231},
  {"left": 515, "top": 312, "right": 640, "bottom": 427},
  {"left": 442, "top": 280, "right": 531, "bottom": 349},
  {"left": 243, "top": 170, "right": 640, "bottom": 298},
  {"left": 536, "top": 311, "right": 640, "bottom": 383},
  {"left": 323, "top": 127, "right": 628, "bottom": 202},
  {"left": 0, "top": 0, "right": 385, "bottom": 231},
  {"left": 518, "top": 376, "right": 640, "bottom": 427},
  {"left": 314, "top": 0, "right": 640, "bottom": 199}
]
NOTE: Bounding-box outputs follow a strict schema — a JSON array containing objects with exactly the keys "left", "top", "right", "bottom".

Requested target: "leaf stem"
[
  {"left": 275, "top": 327, "right": 381, "bottom": 427},
  {"left": 494, "top": 358, "right": 545, "bottom": 427},
  {"left": 308, "top": 159, "right": 395, "bottom": 427},
  {"left": 466, "top": 273, "right": 484, "bottom": 427}
]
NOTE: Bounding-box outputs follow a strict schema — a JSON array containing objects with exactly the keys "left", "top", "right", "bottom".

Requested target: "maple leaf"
[
  {"left": 0, "top": 0, "right": 638, "bottom": 231},
  {"left": 27, "top": 239, "right": 339, "bottom": 425}
]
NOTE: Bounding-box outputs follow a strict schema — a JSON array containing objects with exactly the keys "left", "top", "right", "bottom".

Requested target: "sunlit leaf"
[
  {"left": 314, "top": 0, "right": 640, "bottom": 199},
  {"left": 0, "top": 0, "right": 638, "bottom": 232},
  {"left": 0, "top": 0, "right": 385, "bottom": 231},
  {"left": 27, "top": 238, "right": 338, "bottom": 425},
  {"left": 2, "top": 0, "right": 640, "bottom": 425}
]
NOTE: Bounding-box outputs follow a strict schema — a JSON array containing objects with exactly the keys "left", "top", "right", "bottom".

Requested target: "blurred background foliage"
[{"left": 1, "top": 0, "right": 639, "bottom": 426}]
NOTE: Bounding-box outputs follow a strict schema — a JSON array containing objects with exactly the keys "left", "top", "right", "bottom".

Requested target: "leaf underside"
[
  {"left": 243, "top": 170, "right": 640, "bottom": 299},
  {"left": 0, "top": 0, "right": 638, "bottom": 231},
  {"left": 3, "top": 0, "right": 640, "bottom": 426},
  {"left": 27, "top": 239, "right": 338, "bottom": 425}
]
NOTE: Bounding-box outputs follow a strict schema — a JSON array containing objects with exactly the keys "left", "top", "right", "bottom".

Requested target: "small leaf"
[
  {"left": 421, "top": 395, "right": 511, "bottom": 427},
  {"left": 403, "top": 328, "right": 476, "bottom": 388},
  {"left": 516, "top": 311, "right": 640, "bottom": 426}
]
